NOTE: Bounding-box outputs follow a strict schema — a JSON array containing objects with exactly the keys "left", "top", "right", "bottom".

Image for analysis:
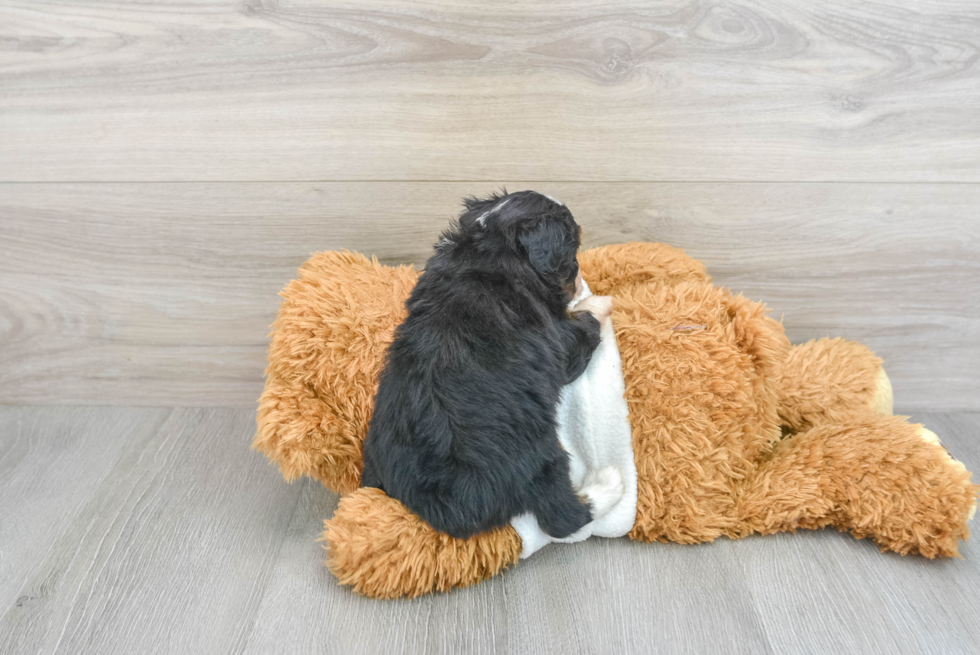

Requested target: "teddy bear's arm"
[
  {"left": 737, "top": 413, "right": 978, "bottom": 558},
  {"left": 323, "top": 488, "right": 522, "bottom": 599},
  {"left": 578, "top": 242, "right": 710, "bottom": 297},
  {"left": 778, "top": 337, "right": 893, "bottom": 432}
]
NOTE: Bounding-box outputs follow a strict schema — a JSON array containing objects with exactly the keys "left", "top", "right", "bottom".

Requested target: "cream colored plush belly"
[{"left": 510, "top": 280, "right": 638, "bottom": 559}]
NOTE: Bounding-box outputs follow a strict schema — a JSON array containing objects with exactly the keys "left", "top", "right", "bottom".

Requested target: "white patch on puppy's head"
[{"left": 476, "top": 197, "right": 512, "bottom": 227}]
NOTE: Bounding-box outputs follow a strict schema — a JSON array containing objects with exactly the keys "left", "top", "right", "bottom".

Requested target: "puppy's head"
[{"left": 454, "top": 190, "right": 582, "bottom": 299}]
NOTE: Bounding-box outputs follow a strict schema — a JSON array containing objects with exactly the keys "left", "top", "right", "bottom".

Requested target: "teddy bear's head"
[{"left": 256, "top": 251, "right": 419, "bottom": 494}]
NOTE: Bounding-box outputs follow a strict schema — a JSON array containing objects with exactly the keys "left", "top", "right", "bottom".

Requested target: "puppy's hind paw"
[{"left": 582, "top": 466, "right": 625, "bottom": 518}]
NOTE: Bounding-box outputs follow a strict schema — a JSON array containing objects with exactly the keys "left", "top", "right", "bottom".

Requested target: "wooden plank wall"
[{"left": 1, "top": 1, "right": 978, "bottom": 409}]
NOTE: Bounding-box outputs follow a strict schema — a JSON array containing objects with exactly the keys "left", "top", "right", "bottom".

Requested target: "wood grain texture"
[
  {"left": 2, "top": 1, "right": 980, "bottom": 181},
  {"left": 1, "top": 407, "right": 977, "bottom": 654},
  {"left": 739, "top": 410, "right": 980, "bottom": 655},
  {"left": 0, "top": 407, "right": 171, "bottom": 620},
  {"left": 0, "top": 406, "right": 303, "bottom": 655},
  {"left": 2, "top": 182, "right": 977, "bottom": 409}
]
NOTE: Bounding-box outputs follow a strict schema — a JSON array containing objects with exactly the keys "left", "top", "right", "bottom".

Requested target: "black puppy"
[{"left": 360, "top": 190, "right": 615, "bottom": 539}]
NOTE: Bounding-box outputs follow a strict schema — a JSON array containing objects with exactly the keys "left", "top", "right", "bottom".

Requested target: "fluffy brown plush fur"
[
  {"left": 255, "top": 242, "right": 978, "bottom": 599},
  {"left": 256, "top": 251, "right": 417, "bottom": 494},
  {"left": 322, "top": 488, "right": 521, "bottom": 599}
]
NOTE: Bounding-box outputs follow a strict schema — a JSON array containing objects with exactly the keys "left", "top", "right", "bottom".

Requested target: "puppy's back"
[{"left": 362, "top": 259, "right": 568, "bottom": 537}]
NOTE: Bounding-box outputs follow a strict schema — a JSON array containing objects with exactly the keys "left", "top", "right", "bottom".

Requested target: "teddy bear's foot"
[
  {"left": 322, "top": 488, "right": 522, "bottom": 599},
  {"left": 873, "top": 368, "right": 894, "bottom": 416},
  {"left": 917, "top": 426, "right": 977, "bottom": 522},
  {"left": 778, "top": 337, "right": 893, "bottom": 432},
  {"left": 738, "top": 414, "right": 978, "bottom": 557}
]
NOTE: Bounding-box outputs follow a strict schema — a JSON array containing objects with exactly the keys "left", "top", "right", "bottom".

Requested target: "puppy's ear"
[{"left": 518, "top": 219, "right": 567, "bottom": 276}]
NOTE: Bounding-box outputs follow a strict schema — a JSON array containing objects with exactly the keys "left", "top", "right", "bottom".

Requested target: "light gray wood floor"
[{"left": 1, "top": 406, "right": 978, "bottom": 654}]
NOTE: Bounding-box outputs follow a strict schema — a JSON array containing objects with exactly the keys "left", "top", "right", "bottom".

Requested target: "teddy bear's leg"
[
  {"left": 577, "top": 242, "right": 710, "bottom": 297},
  {"left": 778, "top": 337, "right": 893, "bottom": 432},
  {"left": 737, "top": 414, "right": 978, "bottom": 557},
  {"left": 322, "top": 488, "right": 523, "bottom": 599}
]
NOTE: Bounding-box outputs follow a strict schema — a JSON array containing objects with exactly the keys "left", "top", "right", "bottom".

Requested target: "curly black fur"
[{"left": 360, "top": 190, "right": 602, "bottom": 539}]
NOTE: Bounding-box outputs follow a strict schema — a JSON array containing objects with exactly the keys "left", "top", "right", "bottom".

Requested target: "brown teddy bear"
[{"left": 254, "top": 242, "right": 977, "bottom": 599}]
